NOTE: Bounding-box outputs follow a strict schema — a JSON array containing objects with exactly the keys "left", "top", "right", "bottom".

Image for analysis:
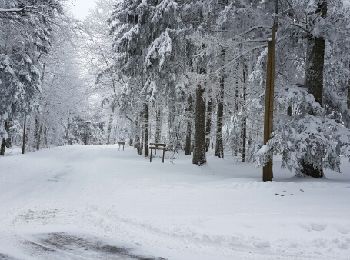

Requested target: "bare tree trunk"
[
  {"left": 168, "top": 81, "right": 176, "bottom": 148},
  {"left": 65, "top": 117, "right": 71, "bottom": 145},
  {"left": 205, "top": 97, "right": 213, "bottom": 152},
  {"left": 305, "top": 40, "right": 325, "bottom": 104},
  {"left": 301, "top": 0, "right": 327, "bottom": 178},
  {"left": 241, "top": 64, "right": 247, "bottom": 162},
  {"left": 347, "top": 63, "right": 350, "bottom": 109},
  {"left": 43, "top": 126, "right": 48, "bottom": 148},
  {"left": 36, "top": 124, "right": 42, "bottom": 151},
  {"left": 192, "top": 84, "right": 206, "bottom": 165},
  {"left": 34, "top": 117, "right": 40, "bottom": 150},
  {"left": 22, "top": 115, "right": 27, "bottom": 154},
  {"left": 0, "top": 120, "right": 7, "bottom": 156},
  {"left": 144, "top": 103, "right": 149, "bottom": 157},
  {"left": 134, "top": 116, "right": 139, "bottom": 147},
  {"left": 0, "top": 138, "right": 5, "bottom": 156},
  {"left": 136, "top": 112, "right": 143, "bottom": 155},
  {"left": 215, "top": 48, "right": 225, "bottom": 158},
  {"left": 185, "top": 95, "right": 193, "bottom": 155},
  {"left": 107, "top": 113, "right": 113, "bottom": 144},
  {"left": 155, "top": 107, "right": 162, "bottom": 143},
  {"left": 233, "top": 63, "right": 240, "bottom": 157}
]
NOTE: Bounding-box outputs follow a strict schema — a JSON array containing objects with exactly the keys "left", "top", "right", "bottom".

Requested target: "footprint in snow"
[{"left": 274, "top": 192, "right": 294, "bottom": 197}]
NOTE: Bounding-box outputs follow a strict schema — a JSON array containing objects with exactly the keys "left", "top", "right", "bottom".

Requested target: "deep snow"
[{"left": 0, "top": 145, "right": 349, "bottom": 259}]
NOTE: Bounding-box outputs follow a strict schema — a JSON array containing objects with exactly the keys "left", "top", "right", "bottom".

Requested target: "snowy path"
[{"left": 0, "top": 145, "right": 349, "bottom": 260}]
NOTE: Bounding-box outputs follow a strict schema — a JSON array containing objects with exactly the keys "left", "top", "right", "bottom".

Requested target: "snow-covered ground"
[{"left": 0, "top": 145, "right": 349, "bottom": 260}]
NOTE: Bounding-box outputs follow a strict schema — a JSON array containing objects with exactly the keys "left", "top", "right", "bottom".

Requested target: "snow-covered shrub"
[{"left": 256, "top": 85, "right": 350, "bottom": 176}]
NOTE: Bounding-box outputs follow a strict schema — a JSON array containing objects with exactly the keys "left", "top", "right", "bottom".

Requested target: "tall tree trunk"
[
  {"left": 0, "top": 120, "right": 13, "bottom": 156},
  {"left": 34, "top": 117, "right": 40, "bottom": 150},
  {"left": 301, "top": 0, "right": 327, "bottom": 178},
  {"left": 144, "top": 103, "right": 149, "bottom": 157},
  {"left": 347, "top": 63, "right": 350, "bottom": 109},
  {"left": 65, "top": 116, "right": 71, "bottom": 145},
  {"left": 241, "top": 64, "right": 247, "bottom": 162},
  {"left": 140, "top": 126, "right": 144, "bottom": 155},
  {"left": 36, "top": 124, "right": 42, "bottom": 151},
  {"left": 168, "top": 81, "right": 176, "bottom": 148},
  {"left": 233, "top": 63, "right": 240, "bottom": 157},
  {"left": 205, "top": 97, "right": 213, "bottom": 152},
  {"left": 185, "top": 95, "right": 193, "bottom": 155},
  {"left": 215, "top": 48, "right": 225, "bottom": 158},
  {"left": 22, "top": 115, "right": 27, "bottom": 155},
  {"left": 136, "top": 112, "right": 143, "bottom": 155},
  {"left": 192, "top": 84, "right": 206, "bottom": 165},
  {"left": 107, "top": 113, "right": 113, "bottom": 144},
  {"left": 0, "top": 138, "right": 5, "bottom": 156},
  {"left": 305, "top": 40, "right": 325, "bottom": 105},
  {"left": 155, "top": 107, "right": 162, "bottom": 143},
  {"left": 43, "top": 126, "right": 48, "bottom": 148},
  {"left": 1, "top": 120, "right": 9, "bottom": 156},
  {"left": 133, "top": 116, "right": 139, "bottom": 147}
]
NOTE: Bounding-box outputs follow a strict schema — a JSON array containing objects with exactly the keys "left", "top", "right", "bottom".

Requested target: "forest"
[
  {"left": 1, "top": 0, "right": 350, "bottom": 180},
  {"left": 0, "top": 1, "right": 350, "bottom": 259}
]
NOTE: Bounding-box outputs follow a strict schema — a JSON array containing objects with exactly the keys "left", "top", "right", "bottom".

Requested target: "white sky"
[{"left": 68, "top": 0, "right": 98, "bottom": 20}]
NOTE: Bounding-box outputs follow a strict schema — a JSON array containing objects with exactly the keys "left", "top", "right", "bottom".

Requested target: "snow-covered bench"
[{"left": 149, "top": 143, "right": 167, "bottom": 163}]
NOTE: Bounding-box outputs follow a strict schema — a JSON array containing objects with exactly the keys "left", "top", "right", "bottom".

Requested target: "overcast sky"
[{"left": 68, "top": 0, "right": 98, "bottom": 20}]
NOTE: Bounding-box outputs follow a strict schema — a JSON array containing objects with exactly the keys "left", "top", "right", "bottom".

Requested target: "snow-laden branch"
[{"left": 0, "top": 8, "right": 24, "bottom": 13}]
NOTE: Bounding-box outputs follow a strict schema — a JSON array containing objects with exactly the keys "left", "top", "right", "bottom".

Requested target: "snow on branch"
[
  {"left": 256, "top": 85, "right": 350, "bottom": 176},
  {"left": 0, "top": 8, "right": 24, "bottom": 13},
  {"left": 145, "top": 29, "right": 173, "bottom": 71}
]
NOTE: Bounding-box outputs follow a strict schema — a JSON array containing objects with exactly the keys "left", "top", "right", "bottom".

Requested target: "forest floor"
[{"left": 0, "top": 145, "right": 349, "bottom": 260}]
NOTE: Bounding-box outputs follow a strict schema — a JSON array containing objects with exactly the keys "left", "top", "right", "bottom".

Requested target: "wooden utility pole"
[{"left": 263, "top": 0, "right": 278, "bottom": 182}]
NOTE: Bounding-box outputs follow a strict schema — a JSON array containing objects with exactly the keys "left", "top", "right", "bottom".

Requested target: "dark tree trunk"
[
  {"left": 192, "top": 85, "right": 206, "bottom": 165},
  {"left": 205, "top": 97, "right": 213, "bottom": 152},
  {"left": 348, "top": 64, "right": 350, "bottom": 110},
  {"left": 241, "top": 64, "right": 247, "bottom": 162},
  {"left": 34, "top": 117, "right": 40, "bottom": 150},
  {"left": 0, "top": 138, "right": 5, "bottom": 156},
  {"left": 43, "top": 126, "right": 48, "bottom": 148},
  {"left": 233, "top": 63, "right": 240, "bottom": 157},
  {"left": 66, "top": 117, "right": 71, "bottom": 145},
  {"left": 305, "top": 38, "right": 325, "bottom": 105},
  {"left": 1, "top": 120, "right": 11, "bottom": 156},
  {"left": 300, "top": 160, "right": 324, "bottom": 178},
  {"left": 135, "top": 113, "right": 142, "bottom": 155},
  {"left": 139, "top": 127, "right": 144, "bottom": 156},
  {"left": 107, "top": 113, "right": 113, "bottom": 144},
  {"left": 155, "top": 107, "right": 162, "bottom": 143},
  {"left": 22, "top": 115, "right": 27, "bottom": 154},
  {"left": 168, "top": 81, "right": 176, "bottom": 148},
  {"left": 133, "top": 116, "right": 139, "bottom": 148},
  {"left": 301, "top": 0, "right": 327, "bottom": 178},
  {"left": 185, "top": 95, "right": 193, "bottom": 155},
  {"left": 144, "top": 103, "right": 149, "bottom": 157},
  {"left": 36, "top": 124, "right": 42, "bottom": 151},
  {"left": 215, "top": 48, "right": 225, "bottom": 158}
]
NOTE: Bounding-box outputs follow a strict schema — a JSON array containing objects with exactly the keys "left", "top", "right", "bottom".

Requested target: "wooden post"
[
  {"left": 150, "top": 148, "right": 153, "bottom": 162},
  {"left": 162, "top": 148, "right": 165, "bottom": 163},
  {"left": 263, "top": 8, "right": 277, "bottom": 182}
]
